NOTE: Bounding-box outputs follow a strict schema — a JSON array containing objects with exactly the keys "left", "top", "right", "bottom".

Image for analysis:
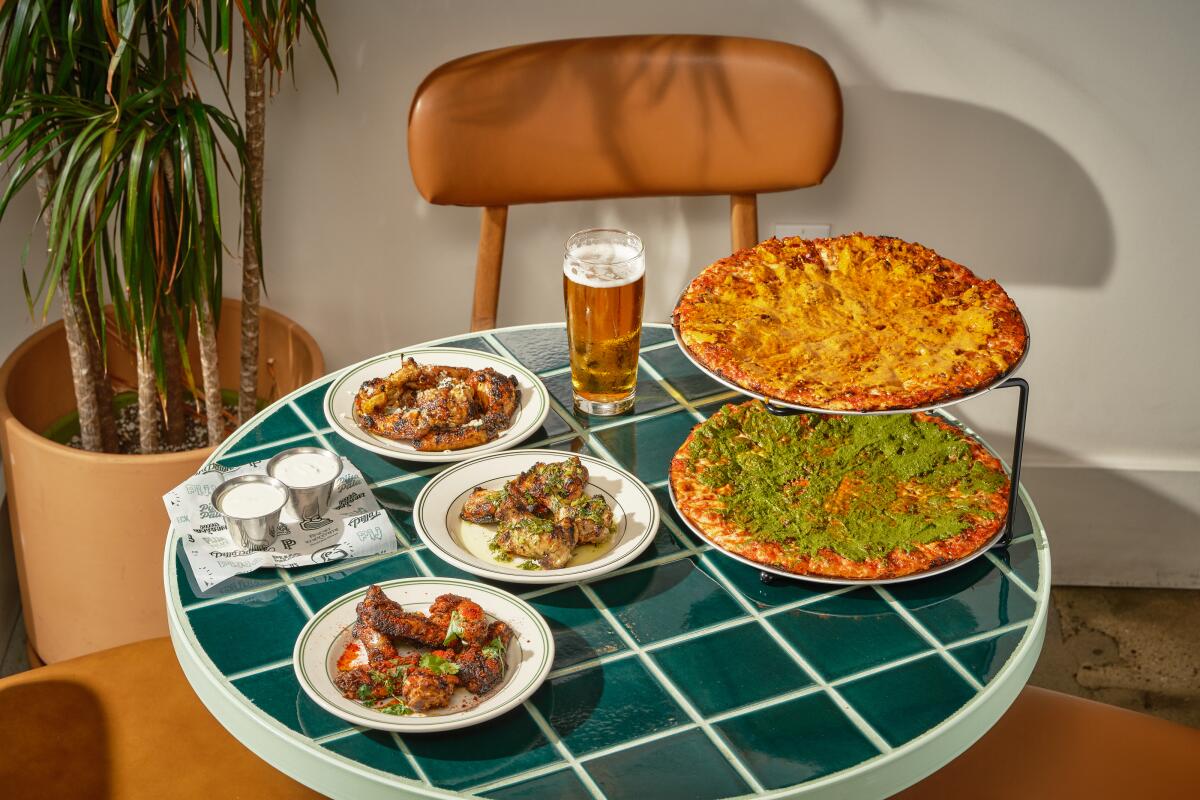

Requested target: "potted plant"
[{"left": 0, "top": 1, "right": 333, "bottom": 664}]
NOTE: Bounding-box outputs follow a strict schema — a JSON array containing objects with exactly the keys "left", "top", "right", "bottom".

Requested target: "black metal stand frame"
[{"left": 757, "top": 376, "right": 1030, "bottom": 585}]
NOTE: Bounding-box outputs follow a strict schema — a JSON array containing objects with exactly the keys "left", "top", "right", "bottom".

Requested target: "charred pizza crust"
[
  {"left": 673, "top": 234, "right": 1028, "bottom": 411},
  {"left": 669, "top": 402, "right": 1010, "bottom": 580}
]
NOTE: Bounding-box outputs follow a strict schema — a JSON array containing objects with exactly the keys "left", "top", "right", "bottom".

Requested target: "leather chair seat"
[
  {"left": 896, "top": 685, "right": 1200, "bottom": 799},
  {"left": 0, "top": 637, "right": 324, "bottom": 799}
]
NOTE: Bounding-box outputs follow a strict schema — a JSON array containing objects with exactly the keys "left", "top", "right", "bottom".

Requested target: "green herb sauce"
[{"left": 687, "top": 403, "right": 1006, "bottom": 561}]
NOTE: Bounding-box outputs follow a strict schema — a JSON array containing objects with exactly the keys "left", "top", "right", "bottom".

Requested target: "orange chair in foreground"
[
  {"left": 408, "top": 34, "right": 844, "bottom": 330},
  {"left": 896, "top": 685, "right": 1200, "bottom": 799},
  {"left": 0, "top": 637, "right": 323, "bottom": 800}
]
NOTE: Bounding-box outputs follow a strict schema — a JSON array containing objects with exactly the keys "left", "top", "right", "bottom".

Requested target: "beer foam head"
[{"left": 563, "top": 242, "right": 645, "bottom": 288}]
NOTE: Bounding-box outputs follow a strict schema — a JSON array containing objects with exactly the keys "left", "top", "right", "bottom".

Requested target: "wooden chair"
[
  {"left": 0, "top": 637, "right": 323, "bottom": 799},
  {"left": 408, "top": 34, "right": 843, "bottom": 331},
  {"left": 895, "top": 686, "right": 1200, "bottom": 799}
]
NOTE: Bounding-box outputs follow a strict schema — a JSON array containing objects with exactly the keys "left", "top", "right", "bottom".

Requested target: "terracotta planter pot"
[{"left": 0, "top": 299, "right": 324, "bottom": 664}]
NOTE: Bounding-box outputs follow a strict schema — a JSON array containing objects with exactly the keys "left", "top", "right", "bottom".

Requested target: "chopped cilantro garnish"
[
  {"left": 482, "top": 636, "right": 506, "bottom": 661},
  {"left": 378, "top": 701, "right": 413, "bottom": 716},
  {"left": 517, "top": 560, "right": 541, "bottom": 571},
  {"left": 443, "top": 609, "right": 465, "bottom": 646},
  {"left": 419, "top": 653, "right": 460, "bottom": 675},
  {"left": 356, "top": 684, "right": 373, "bottom": 701}
]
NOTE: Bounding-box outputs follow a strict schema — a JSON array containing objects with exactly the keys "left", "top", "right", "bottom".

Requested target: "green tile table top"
[{"left": 164, "top": 323, "right": 1050, "bottom": 800}]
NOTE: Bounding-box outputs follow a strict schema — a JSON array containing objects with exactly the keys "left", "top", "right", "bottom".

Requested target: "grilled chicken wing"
[
  {"left": 334, "top": 653, "right": 418, "bottom": 701},
  {"left": 401, "top": 666, "right": 458, "bottom": 712},
  {"left": 460, "top": 487, "right": 506, "bottom": 524},
  {"left": 494, "top": 514, "right": 575, "bottom": 569},
  {"left": 552, "top": 493, "right": 615, "bottom": 545},
  {"left": 353, "top": 360, "right": 520, "bottom": 451},
  {"left": 357, "top": 584, "right": 447, "bottom": 647},
  {"left": 506, "top": 456, "right": 588, "bottom": 515},
  {"left": 428, "top": 593, "right": 490, "bottom": 648},
  {"left": 352, "top": 620, "right": 398, "bottom": 666}
]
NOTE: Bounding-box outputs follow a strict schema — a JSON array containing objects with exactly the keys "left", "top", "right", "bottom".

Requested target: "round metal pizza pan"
[
  {"left": 669, "top": 298, "right": 1030, "bottom": 417},
  {"left": 665, "top": 411, "right": 1012, "bottom": 586}
]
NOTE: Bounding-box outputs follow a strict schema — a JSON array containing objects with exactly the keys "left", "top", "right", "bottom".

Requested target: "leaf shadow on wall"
[{"left": 763, "top": 85, "right": 1115, "bottom": 288}]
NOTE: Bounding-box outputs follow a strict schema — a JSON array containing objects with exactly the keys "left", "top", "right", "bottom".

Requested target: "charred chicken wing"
[
  {"left": 353, "top": 359, "right": 520, "bottom": 451},
  {"left": 401, "top": 665, "right": 458, "bottom": 712},
  {"left": 352, "top": 620, "right": 398, "bottom": 666},
  {"left": 460, "top": 487, "right": 506, "bottom": 524},
  {"left": 428, "top": 593, "right": 490, "bottom": 648},
  {"left": 357, "top": 584, "right": 447, "bottom": 647}
]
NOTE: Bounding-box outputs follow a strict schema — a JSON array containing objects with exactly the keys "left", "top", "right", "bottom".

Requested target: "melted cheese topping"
[{"left": 679, "top": 234, "right": 1022, "bottom": 406}]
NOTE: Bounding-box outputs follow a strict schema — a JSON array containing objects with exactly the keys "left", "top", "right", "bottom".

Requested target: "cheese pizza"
[{"left": 672, "top": 234, "right": 1027, "bottom": 411}]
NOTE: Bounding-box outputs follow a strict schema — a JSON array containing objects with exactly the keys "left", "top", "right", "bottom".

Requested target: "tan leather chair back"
[{"left": 408, "top": 34, "right": 843, "bottom": 330}]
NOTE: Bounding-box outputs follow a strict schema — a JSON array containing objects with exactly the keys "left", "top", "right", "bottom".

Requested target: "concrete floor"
[{"left": 1030, "top": 587, "right": 1200, "bottom": 728}]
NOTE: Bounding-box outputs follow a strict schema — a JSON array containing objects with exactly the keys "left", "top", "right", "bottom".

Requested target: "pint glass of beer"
[{"left": 562, "top": 228, "right": 646, "bottom": 415}]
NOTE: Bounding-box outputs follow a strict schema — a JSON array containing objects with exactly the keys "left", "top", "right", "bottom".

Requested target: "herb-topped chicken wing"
[
  {"left": 458, "top": 456, "right": 617, "bottom": 570},
  {"left": 506, "top": 456, "right": 588, "bottom": 515},
  {"left": 552, "top": 493, "right": 615, "bottom": 545},
  {"left": 494, "top": 514, "right": 575, "bottom": 569},
  {"left": 460, "top": 487, "right": 506, "bottom": 524}
]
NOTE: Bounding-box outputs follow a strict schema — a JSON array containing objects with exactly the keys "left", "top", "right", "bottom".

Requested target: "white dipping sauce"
[
  {"left": 218, "top": 482, "right": 286, "bottom": 518},
  {"left": 272, "top": 452, "right": 339, "bottom": 488}
]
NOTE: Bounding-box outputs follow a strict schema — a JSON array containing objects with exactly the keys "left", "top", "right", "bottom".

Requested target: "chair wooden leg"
[
  {"left": 730, "top": 193, "right": 758, "bottom": 251},
  {"left": 471, "top": 206, "right": 508, "bottom": 332}
]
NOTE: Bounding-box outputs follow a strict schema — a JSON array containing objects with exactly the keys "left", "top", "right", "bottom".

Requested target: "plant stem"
[
  {"left": 239, "top": 35, "right": 266, "bottom": 425},
  {"left": 36, "top": 163, "right": 116, "bottom": 453},
  {"left": 80, "top": 225, "right": 119, "bottom": 451},
  {"left": 136, "top": 335, "right": 161, "bottom": 454},
  {"left": 196, "top": 297, "right": 224, "bottom": 445},
  {"left": 160, "top": 304, "right": 185, "bottom": 447}
]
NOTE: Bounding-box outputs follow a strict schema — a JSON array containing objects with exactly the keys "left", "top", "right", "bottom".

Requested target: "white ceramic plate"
[
  {"left": 293, "top": 578, "right": 554, "bottom": 733},
  {"left": 323, "top": 347, "right": 550, "bottom": 462},
  {"left": 413, "top": 449, "right": 660, "bottom": 584}
]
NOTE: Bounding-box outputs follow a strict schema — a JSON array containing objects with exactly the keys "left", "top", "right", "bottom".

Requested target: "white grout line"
[
  {"left": 872, "top": 586, "right": 984, "bottom": 692},
  {"left": 943, "top": 620, "right": 1029, "bottom": 649},
  {"left": 312, "top": 726, "right": 366, "bottom": 745},
  {"left": 522, "top": 700, "right": 609, "bottom": 799},
  {"left": 696, "top": 551, "right": 894, "bottom": 754},
  {"left": 283, "top": 580, "right": 316, "bottom": 619},
  {"left": 576, "top": 721, "right": 701, "bottom": 764},
  {"left": 576, "top": 583, "right": 767, "bottom": 794},
  {"left": 226, "top": 657, "right": 294, "bottom": 682},
  {"left": 706, "top": 683, "right": 827, "bottom": 724},
  {"left": 636, "top": 356, "right": 709, "bottom": 424},
  {"left": 389, "top": 732, "right": 435, "bottom": 787},
  {"left": 464, "top": 763, "right": 585, "bottom": 797},
  {"left": 984, "top": 550, "right": 1039, "bottom": 599},
  {"left": 181, "top": 578, "right": 289, "bottom": 610}
]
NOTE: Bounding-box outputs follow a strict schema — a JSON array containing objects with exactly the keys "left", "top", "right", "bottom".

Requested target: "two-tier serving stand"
[{"left": 668, "top": 314, "right": 1030, "bottom": 586}]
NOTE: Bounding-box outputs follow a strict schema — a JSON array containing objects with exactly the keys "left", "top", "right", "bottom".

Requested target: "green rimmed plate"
[
  {"left": 323, "top": 347, "right": 550, "bottom": 462},
  {"left": 413, "top": 449, "right": 660, "bottom": 584},
  {"left": 292, "top": 578, "right": 553, "bottom": 733}
]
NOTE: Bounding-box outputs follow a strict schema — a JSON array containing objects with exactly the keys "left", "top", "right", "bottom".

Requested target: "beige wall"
[{"left": 2, "top": 1, "right": 1198, "bottom": 583}]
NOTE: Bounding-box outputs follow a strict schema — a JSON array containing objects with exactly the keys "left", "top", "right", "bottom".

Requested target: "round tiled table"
[{"left": 165, "top": 323, "right": 1050, "bottom": 800}]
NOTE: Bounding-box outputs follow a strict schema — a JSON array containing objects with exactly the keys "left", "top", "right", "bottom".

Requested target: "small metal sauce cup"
[
  {"left": 266, "top": 446, "right": 344, "bottom": 520},
  {"left": 212, "top": 474, "right": 289, "bottom": 551}
]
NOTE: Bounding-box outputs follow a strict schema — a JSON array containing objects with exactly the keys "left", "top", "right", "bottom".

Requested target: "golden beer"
[{"left": 563, "top": 229, "right": 646, "bottom": 415}]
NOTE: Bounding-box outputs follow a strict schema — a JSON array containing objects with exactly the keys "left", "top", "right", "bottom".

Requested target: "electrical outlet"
[{"left": 774, "top": 223, "right": 831, "bottom": 240}]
